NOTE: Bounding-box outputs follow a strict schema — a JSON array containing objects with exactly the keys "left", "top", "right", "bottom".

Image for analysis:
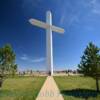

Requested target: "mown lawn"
[
  {"left": 0, "top": 76, "right": 46, "bottom": 100},
  {"left": 54, "top": 76, "right": 100, "bottom": 100}
]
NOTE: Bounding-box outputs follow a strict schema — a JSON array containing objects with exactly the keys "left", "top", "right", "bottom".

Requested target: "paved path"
[{"left": 36, "top": 76, "right": 64, "bottom": 100}]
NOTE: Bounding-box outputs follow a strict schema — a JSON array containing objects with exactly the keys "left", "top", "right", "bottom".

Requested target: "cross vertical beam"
[
  {"left": 46, "top": 11, "right": 53, "bottom": 75},
  {"left": 29, "top": 11, "right": 64, "bottom": 76}
]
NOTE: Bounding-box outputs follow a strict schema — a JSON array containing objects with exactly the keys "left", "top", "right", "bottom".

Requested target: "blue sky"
[{"left": 0, "top": 0, "right": 100, "bottom": 71}]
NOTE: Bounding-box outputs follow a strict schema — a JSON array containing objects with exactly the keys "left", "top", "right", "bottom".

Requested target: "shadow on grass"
[
  {"left": 0, "top": 89, "right": 14, "bottom": 97},
  {"left": 0, "top": 89, "right": 31, "bottom": 97},
  {"left": 61, "top": 89, "right": 100, "bottom": 100}
]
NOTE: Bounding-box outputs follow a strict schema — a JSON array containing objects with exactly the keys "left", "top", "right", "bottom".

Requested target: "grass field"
[
  {"left": 0, "top": 76, "right": 46, "bottom": 100},
  {"left": 54, "top": 76, "right": 100, "bottom": 100}
]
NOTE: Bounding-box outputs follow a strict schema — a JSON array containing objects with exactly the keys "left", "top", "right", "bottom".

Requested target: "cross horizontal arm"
[
  {"left": 29, "top": 19, "right": 49, "bottom": 29},
  {"left": 51, "top": 25, "right": 64, "bottom": 33},
  {"left": 29, "top": 18, "right": 64, "bottom": 34}
]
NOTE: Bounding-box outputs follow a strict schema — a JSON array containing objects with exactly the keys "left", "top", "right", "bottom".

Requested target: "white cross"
[{"left": 29, "top": 11, "right": 64, "bottom": 76}]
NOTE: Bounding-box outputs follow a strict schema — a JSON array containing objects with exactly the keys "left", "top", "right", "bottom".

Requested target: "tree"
[
  {"left": 0, "top": 44, "right": 16, "bottom": 72},
  {"left": 78, "top": 42, "right": 100, "bottom": 92},
  {"left": 11, "top": 64, "right": 17, "bottom": 76},
  {"left": 0, "top": 44, "right": 17, "bottom": 87}
]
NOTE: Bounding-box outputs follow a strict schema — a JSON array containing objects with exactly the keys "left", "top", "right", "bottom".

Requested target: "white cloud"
[
  {"left": 31, "top": 57, "right": 45, "bottom": 63},
  {"left": 90, "top": 0, "right": 97, "bottom": 5},
  {"left": 92, "top": 9, "right": 100, "bottom": 14},
  {"left": 89, "top": 0, "right": 100, "bottom": 15},
  {"left": 60, "top": 3, "right": 68, "bottom": 26},
  {"left": 59, "top": 2, "right": 80, "bottom": 27},
  {"left": 60, "top": 14, "right": 66, "bottom": 25},
  {"left": 69, "top": 15, "right": 79, "bottom": 25},
  {"left": 20, "top": 54, "right": 45, "bottom": 63},
  {"left": 20, "top": 54, "right": 28, "bottom": 60}
]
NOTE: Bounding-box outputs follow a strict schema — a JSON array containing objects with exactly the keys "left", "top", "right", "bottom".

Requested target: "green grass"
[
  {"left": 54, "top": 76, "right": 100, "bottom": 100},
  {"left": 0, "top": 76, "right": 46, "bottom": 100}
]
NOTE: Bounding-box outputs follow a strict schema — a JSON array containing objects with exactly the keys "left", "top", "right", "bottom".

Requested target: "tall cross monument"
[{"left": 29, "top": 11, "right": 64, "bottom": 76}]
